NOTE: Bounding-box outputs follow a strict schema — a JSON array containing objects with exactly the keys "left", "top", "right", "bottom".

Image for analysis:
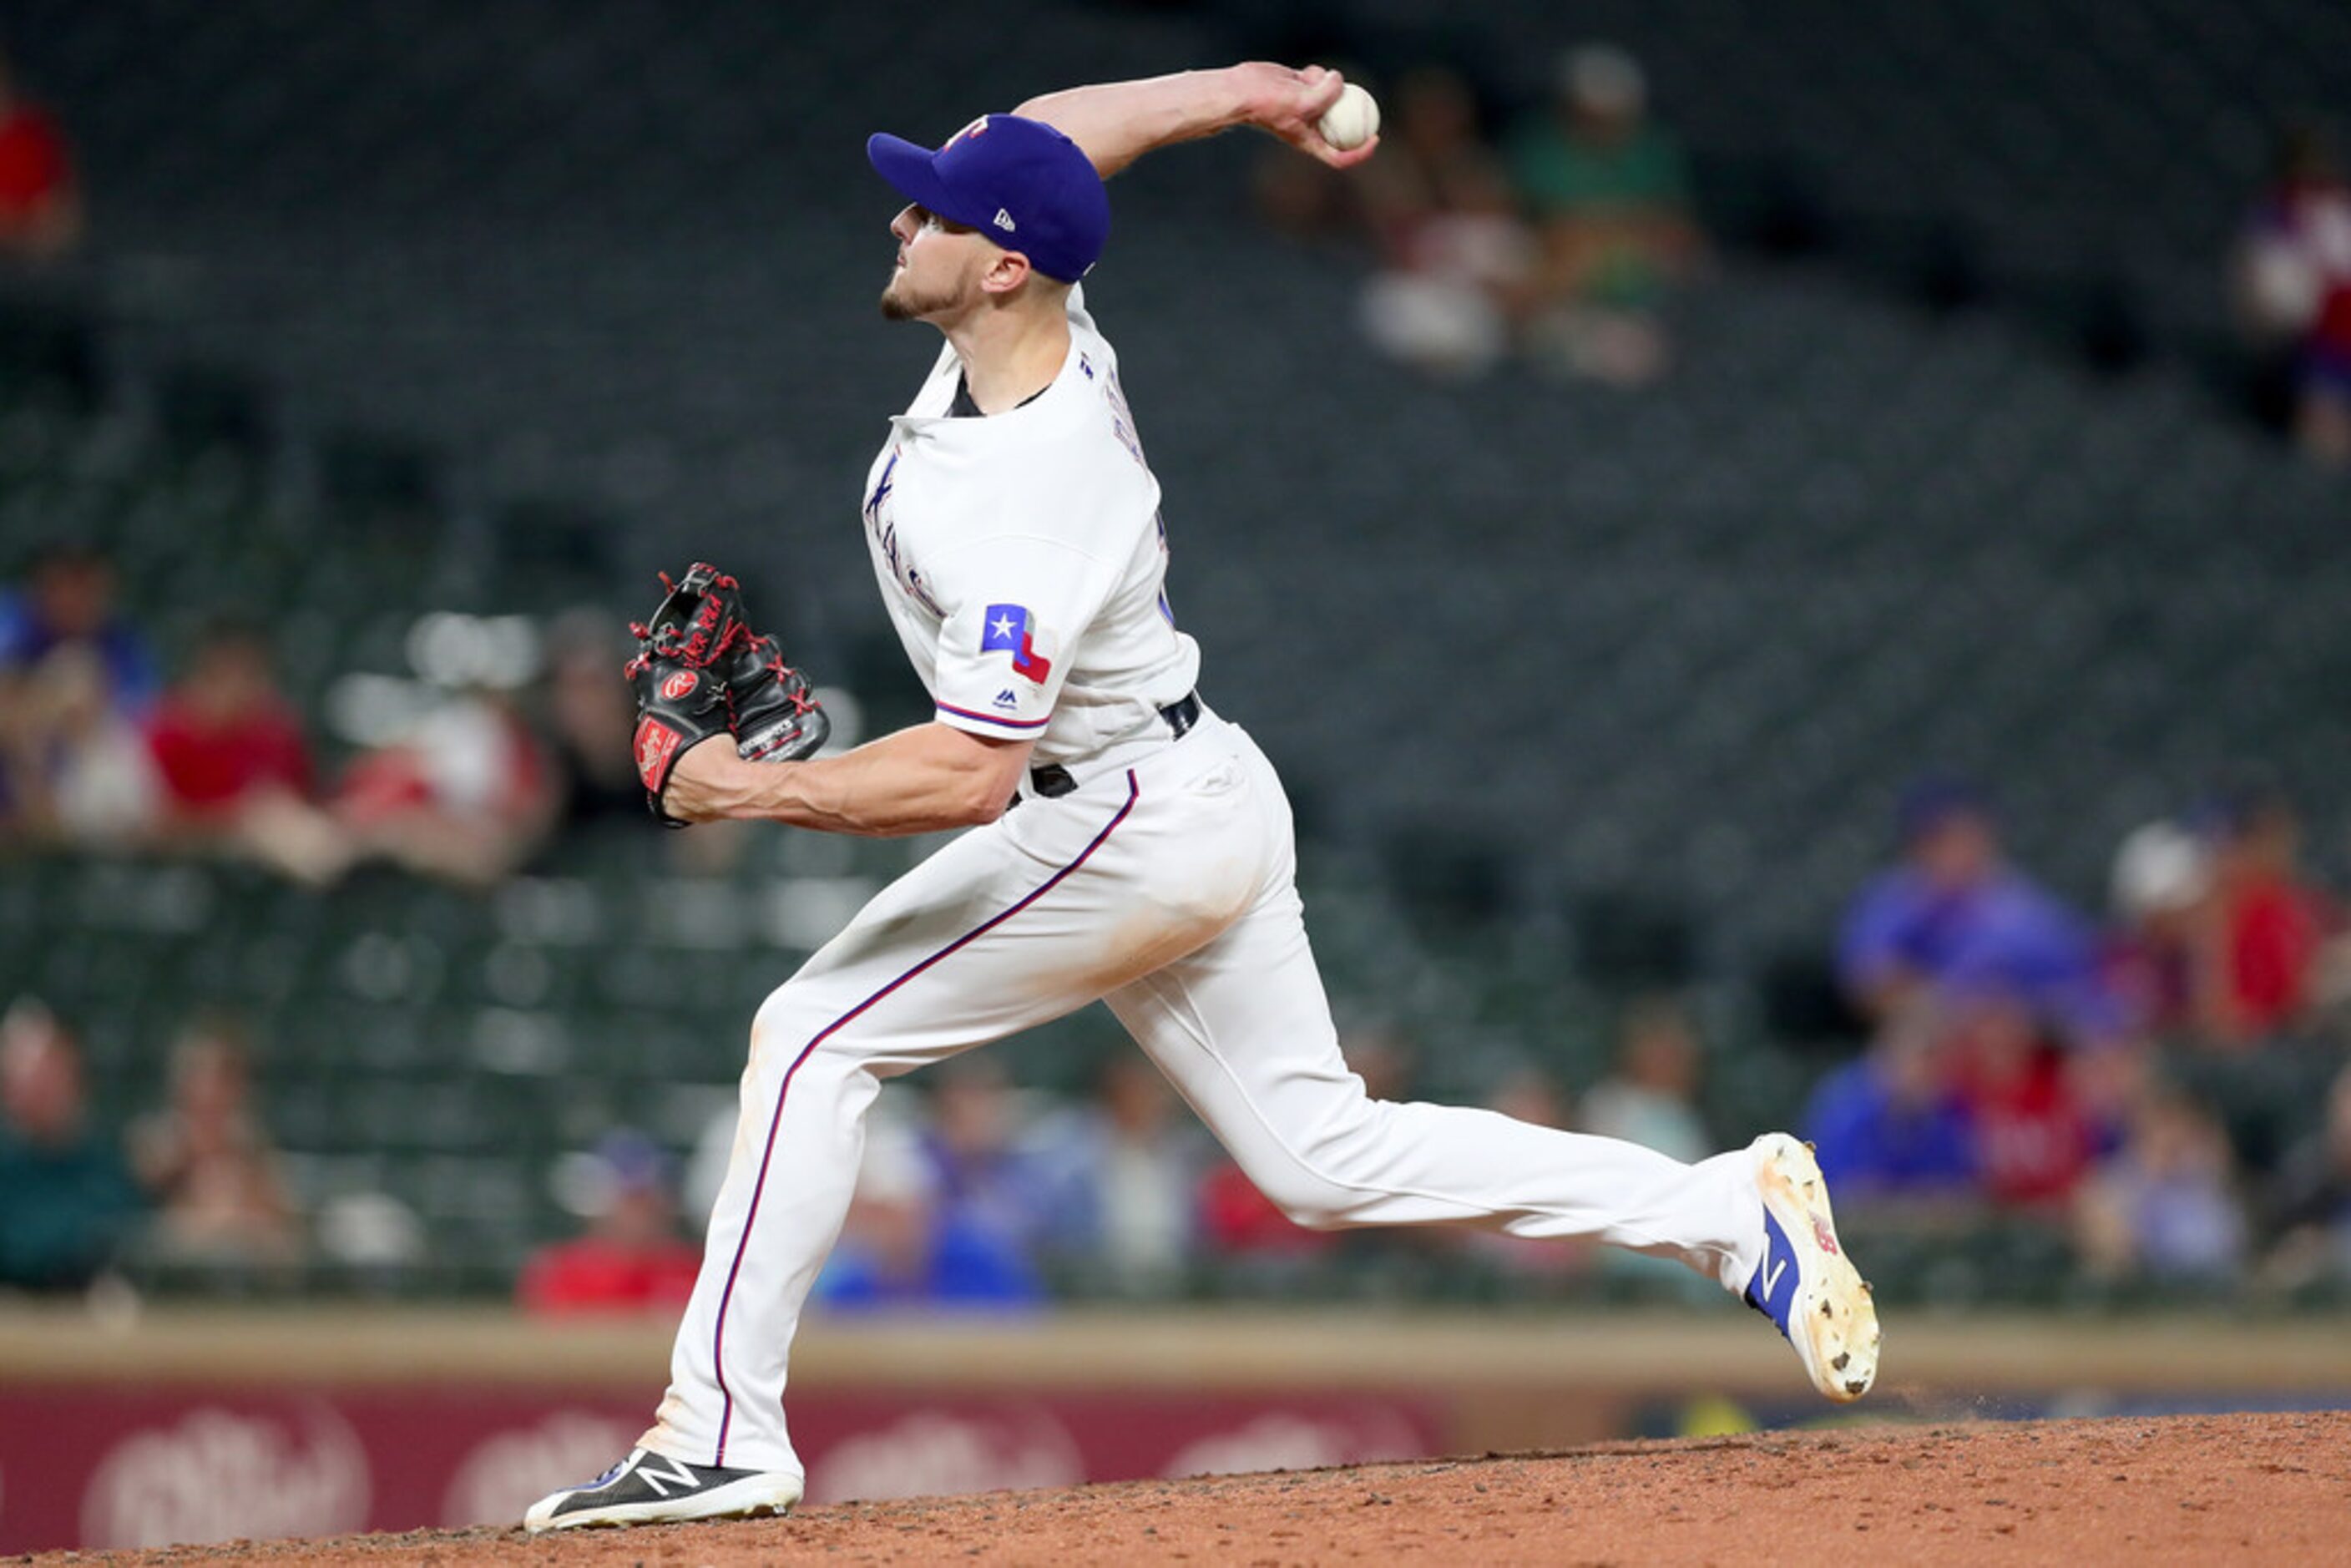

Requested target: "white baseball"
[{"left": 1316, "top": 83, "right": 1380, "bottom": 152}]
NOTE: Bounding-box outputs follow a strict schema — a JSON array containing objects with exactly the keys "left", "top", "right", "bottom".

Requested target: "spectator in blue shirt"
[
  {"left": 1838, "top": 779, "right": 2117, "bottom": 1043},
  {"left": 812, "top": 1090, "right": 1045, "bottom": 1313},
  {"left": 1802, "top": 1012, "right": 1978, "bottom": 1199},
  {"left": 0, "top": 544, "right": 158, "bottom": 713}
]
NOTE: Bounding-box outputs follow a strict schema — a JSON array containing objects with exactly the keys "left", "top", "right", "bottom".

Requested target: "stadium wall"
[{"left": 3, "top": 1308, "right": 2348, "bottom": 1550}]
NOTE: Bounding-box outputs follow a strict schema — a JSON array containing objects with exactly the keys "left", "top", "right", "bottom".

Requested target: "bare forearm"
[
  {"left": 1018, "top": 62, "right": 1372, "bottom": 179},
  {"left": 1015, "top": 69, "right": 1252, "bottom": 178},
  {"left": 663, "top": 721, "right": 1025, "bottom": 837}
]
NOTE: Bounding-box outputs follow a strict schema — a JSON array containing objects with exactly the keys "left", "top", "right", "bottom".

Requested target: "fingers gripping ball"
[
  {"left": 1317, "top": 83, "right": 1380, "bottom": 152},
  {"left": 627, "top": 562, "right": 829, "bottom": 827}
]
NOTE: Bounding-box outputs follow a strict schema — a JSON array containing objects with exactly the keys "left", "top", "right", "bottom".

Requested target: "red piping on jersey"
[
  {"left": 709, "top": 769, "right": 1141, "bottom": 1465},
  {"left": 935, "top": 701, "right": 1049, "bottom": 731}
]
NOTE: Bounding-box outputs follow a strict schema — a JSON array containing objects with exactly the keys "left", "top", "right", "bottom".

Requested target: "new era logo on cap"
[{"left": 867, "top": 114, "right": 1110, "bottom": 283}]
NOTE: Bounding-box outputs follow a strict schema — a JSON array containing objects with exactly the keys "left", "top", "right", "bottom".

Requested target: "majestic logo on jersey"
[
  {"left": 993, "top": 689, "right": 1019, "bottom": 711},
  {"left": 981, "top": 604, "right": 1053, "bottom": 684}
]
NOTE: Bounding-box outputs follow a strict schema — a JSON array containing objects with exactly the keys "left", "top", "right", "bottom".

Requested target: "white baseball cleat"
[
  {"left": 1742, "top": 1131, "right": 1880, "bottom": 1403},
  {"left": 522, "top": 1447, "right": 803, "bottom": 1533}
]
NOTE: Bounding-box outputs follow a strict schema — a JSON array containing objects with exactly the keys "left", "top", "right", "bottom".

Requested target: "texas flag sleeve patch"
[{"left": 979, "top": 604, "right": 1054, "bottom": 683}]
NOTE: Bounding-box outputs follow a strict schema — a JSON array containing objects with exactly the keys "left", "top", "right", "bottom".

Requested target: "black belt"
[{"left": 1027, "top": 691, "right": 1200, "bottom": 800}]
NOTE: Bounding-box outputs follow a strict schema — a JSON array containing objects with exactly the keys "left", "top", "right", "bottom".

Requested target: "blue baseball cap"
[{"left": 867, "top": 114, "right": 1110, "bottom": 284}]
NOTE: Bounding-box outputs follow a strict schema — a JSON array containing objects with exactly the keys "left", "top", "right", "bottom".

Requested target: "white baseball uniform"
[{"left": 641, "top": 287, "right": 1767, "bottom": 1478}]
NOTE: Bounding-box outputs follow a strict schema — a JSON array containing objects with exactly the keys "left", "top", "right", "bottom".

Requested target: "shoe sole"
[
  {"left": 524, "top": 1474, "right": 803, "bottom": 1534},
  {"left": 1753, "top": 1132, "right": 1880, "bottom": 1403}
]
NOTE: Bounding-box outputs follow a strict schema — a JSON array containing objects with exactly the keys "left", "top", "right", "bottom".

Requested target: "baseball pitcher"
[{"left": 528, "top": 62, "right": 1878, "bottom": 1533}]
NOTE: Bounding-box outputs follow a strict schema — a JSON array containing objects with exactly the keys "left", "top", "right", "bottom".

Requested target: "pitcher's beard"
[{"left": 879, "top": 271, "right": 953, "bottom": 321}]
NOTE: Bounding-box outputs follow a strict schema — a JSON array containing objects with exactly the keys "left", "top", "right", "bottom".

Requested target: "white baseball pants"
[{"left": 643, "top": 713, "right": 1765, "bottom": 1475}]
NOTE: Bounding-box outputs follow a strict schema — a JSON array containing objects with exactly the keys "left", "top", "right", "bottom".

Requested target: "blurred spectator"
[
  {"left": 2103, "top": 819, "right": 2212, "bottom": 1036},
  {"left": 538, "top": 609, "right": 645, "bottom": 835},
  {"left": 1802, "top": 1009, "right": 1978, "bottom": 1200},
  {"left": 519, "top": 1129, "right": 702, "bottom": 1315},
  {"left": 1026, "top": 1053, "right": 1209, "bottom": 1294},
  {"left": 1196, "top": 1025, "right": 1418, "bottom": 1267},
  {"left": 917, "top": 1057, "right": 1057, "bottom": 1265},
  {"left": 2192, "top": 784, "right": 2338, "bottom": 1048},
  {"left": 1581, "top": 996, "right": 1709, "bottom": 1161},
  {"left": 0, "top": 643, "right": 157, "bottom": 846},
  {"left": 2262, "top": 1064, "right": 2351, "bottom": 1289},
  {"left": 128, "top": 1014, "right": 301, "bottom": 1265},
  {"left": 2075, "top": 1081, "right": 2247, "bottom": 1285},
  {"left": 1837, "top": 779, "right": 2116, "bottom": 1043},
  {"left": 815, "top": 1103, "right": 1044, "bottom": 1311},
  {"left": 1353, "top": 66, "right": 1534, "bottom": 380},
  {"left": 0, "top": 544, "right": 157, "bottom": 711},
  {"left": 335, "top": 683, "right": 554, "bottom": 886},
  {"left": 1507, "top": 44, "right": 1703, "bottom": 386},
  {"left": 0, "top": 1000, "right": 144, "bottom": 1292},
  {"left": 1462, "top": 1065, "right": 1591, "bottom": 1281},
  {"left": 1944, "top": 985, "right": 2096, "bottom": 1210},
  {"left": 2232, "top": 124, "right": 2351, "bottom": 467},
  {"left": 1196, "top": 1152, "right": 1336, "bottom": 1262},
  {"left": 145, "top": 618, "right": 352, "bottom": 885},
  {"left": 0, "top": 53, "right": 81, "bottom": 264}
]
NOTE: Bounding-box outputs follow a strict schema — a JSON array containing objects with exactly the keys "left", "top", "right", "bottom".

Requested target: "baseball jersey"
[{"left": 858, "top": 286, "right": 1201, "bottom": 768}]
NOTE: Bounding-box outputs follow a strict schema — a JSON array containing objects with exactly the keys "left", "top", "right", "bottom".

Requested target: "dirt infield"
[{"left": 43, "top": 1411, "right": 2349, "bottom": 1565}]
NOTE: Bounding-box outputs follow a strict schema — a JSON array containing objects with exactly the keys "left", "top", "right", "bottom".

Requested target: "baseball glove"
[{"left": 627, "top": 562, "right": 830, "bottom": 827}]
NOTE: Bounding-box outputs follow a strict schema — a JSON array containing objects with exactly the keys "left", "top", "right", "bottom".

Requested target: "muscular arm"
[
  {"left": 1015, "top": 63, "right": 1377, "bottom": 180},
  {"left": 660, "top": 721, "right": 1034, "bottom": 837}
]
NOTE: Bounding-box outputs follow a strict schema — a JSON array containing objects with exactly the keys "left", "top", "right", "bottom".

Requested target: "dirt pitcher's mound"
[{"left": 48, "top": 1411, "right": 2351, "bottom": 1565}]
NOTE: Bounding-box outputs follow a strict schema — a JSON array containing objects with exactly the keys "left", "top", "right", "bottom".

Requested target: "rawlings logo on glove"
[{"left": 626, "top": 562, "right": 832, "bottom": 827}]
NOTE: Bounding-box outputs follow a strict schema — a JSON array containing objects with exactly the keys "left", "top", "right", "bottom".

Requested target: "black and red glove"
[
  {"left": 626, "top": 562, "right": 829, "bottom": 827},
  {"left": 726, "top": 630, "right": 830, "bottom": 764}
]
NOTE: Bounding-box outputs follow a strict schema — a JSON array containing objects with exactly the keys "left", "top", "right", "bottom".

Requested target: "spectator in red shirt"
[
  {"left": 2192, "top": 785, "right": 2338, "bottom": 1048},
  {"left": 1944, "top": 984, "right": 2095, "bottom": 1210},
  {"left": 147, "top": 620, "right": 311, "bottom": 812},
  {"left": 145, "top": 619, "right": 352, "bottom": 884},
  {"left": 2235, "top": 125, "right": 2351, "bottom": 467},
  {"left": 334, "top": 682, "right": 554, "bottom": 887},
  {"left": 519, "top": 1130, "right": 702, "bottom": 1316},
  {"left": 0, "top": 53, "right": 81, "bottom": 263}
]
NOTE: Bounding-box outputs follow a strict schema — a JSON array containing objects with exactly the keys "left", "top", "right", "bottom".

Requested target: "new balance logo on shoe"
[
  {"left": 1755, "top": 1247, "right": 1788, "bottom": 1305},
  {"left": 1746, "top": 1208, "right": 1798, "bottom": 1332},
  {"left": 635, "top": 1454, "right": 701, "bottom": 1498},
  {"left": 993, "top": 208, "right": 1017, "bottom": 232}
]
